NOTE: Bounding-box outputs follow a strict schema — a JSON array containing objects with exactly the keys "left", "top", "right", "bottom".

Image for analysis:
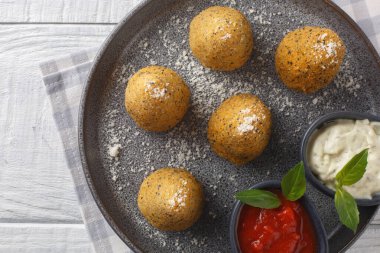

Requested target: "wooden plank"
[
  {"left": 0, "top": 0, "right": 138, "bottom": 23},
  {"left": 0, "top": 223, "right": 92, "bottom": 252},
  {"left": 372, "top": 210, "right": 380, "bottom": 225},
  {"left": 0, "top": 24, "right": 114, "bottom": 223},
  {"left": 348, "top": 225, "right": 380, "bottom": 252}
]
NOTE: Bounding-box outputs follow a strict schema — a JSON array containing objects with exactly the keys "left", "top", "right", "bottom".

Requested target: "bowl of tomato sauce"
[{"left": 230, "top": 180, "right": 328, "bottom": 253}]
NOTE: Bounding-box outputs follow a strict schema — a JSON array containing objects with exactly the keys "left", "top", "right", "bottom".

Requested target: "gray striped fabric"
[
  {"left": 39, "top": 1, "right": 379, "bottom": 252},
  {"left": 40, "top": 49, "right": 131, "bottom": 253}
]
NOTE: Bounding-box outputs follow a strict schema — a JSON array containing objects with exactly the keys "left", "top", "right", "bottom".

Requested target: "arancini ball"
[
  {"left": 189, "top": 6, "right": 254, "bottom": 71},
  {"left": 207, "top": 94, "right": 271, "bottom": 165},
  {"left": 275, "top": 26, "right": 346, "bottom": 93},
  {"left": 125, "top": 66, "right": 190, "bottom": 132},
  {"left": 137, "top": 168, "right": 204, "bottom": 231}
]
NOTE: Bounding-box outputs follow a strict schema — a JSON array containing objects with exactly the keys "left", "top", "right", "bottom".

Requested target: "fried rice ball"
[
  {"left": 137, "top": 168, "right": 204, "bottom": 231},
  {"left": 275, "top": 26, "right": 346, "bottom": 93},
  {"left": 189, "top": 6, "right": 254, "bottom": 71},
  {"left": 207, "top": 94, "right": 271, "bottom": 165},
  {"left": 125, "top": 66, "right": 190, "bottom": 132}
]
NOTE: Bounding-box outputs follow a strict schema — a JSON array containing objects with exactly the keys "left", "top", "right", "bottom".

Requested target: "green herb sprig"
[
  {"left": 281, "top": 162, "right": 306, "bottom": 201},
  {"left": 334, "top": 149, "right": 368, "bottom": 233},
  {"left": 235, "top": 161, "right": 306, "bottom": 208},
  {"left": 235, "top": 189, "right": 281, "bottom": 209},
  {"left": 234, "top": 149, "right": 369, "bottom": 234}
]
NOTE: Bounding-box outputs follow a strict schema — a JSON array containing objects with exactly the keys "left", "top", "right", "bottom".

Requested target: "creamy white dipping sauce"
[{"left": 308, "top": 119, "right": 380, "bottom": 199}]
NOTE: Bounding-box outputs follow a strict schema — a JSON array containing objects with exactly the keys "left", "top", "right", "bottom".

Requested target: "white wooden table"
[{"left": 0, "top": 0, "right": 379, "bottom": 252}]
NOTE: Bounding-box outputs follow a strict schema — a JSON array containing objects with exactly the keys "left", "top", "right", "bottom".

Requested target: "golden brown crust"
[
  {"left": 275, "top": 26, "right": 346, "bottom": 93},
  {"left": 207, "top": 94, "right": 271, "bottom": 165},
  {"left": 189, "top": 6, "right": 254, "bottom": 71},
  {"left": 137, "top": 168, "right": 204, "bottom": 231},
  {"left": 125, "top": 66, "right": 190, "bottom": 132}
]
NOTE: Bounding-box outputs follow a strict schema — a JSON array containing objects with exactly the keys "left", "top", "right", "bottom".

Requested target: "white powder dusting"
[
  {"left": 334, "top": 61, "right": 363, "bottom": 97},
  {"left": 237, "top": 115, "right": 258, "bottom": 133},
  {"left": 313, "top": 40, "right": 342, "bottom": 62},
  {"left": 151, "top": 87, "right": 167, "bottom": 98},
  {"left": 109, "top": 144, "right": 122, "bottom": 158},
  {"left": 144, "top": 82, "right": 168, "bottom": 99},
  {"left": 187, "top": 6, "right": 194, "bottom": 12},
  {"left": 318, "top": 33, "right": 328, "bottom": 41},
  {"left": 220, "top": 33, "right": 232, "bottom": 40},
  {"left": 325, "top": 42, "right": 338, "bottom": 57},
  {"left": 241, "top": 108, "right": 251, "bottom": 114}
]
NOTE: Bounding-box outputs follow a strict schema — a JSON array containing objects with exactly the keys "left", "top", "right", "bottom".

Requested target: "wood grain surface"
[
  {"left": 0, "top": 223, "right": 91, "bottom": 253},
  {"left": 0, "top": 25, "right": 114, "bottom": 224},
  {"left": 0, "top": 0, "right": 378, "bottom": 252},
  {"left": 0, "top": 0, "right": 136, "bottom": 23}
]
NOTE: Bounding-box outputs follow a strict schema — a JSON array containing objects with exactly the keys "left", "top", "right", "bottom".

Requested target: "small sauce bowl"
[
  {"left": 229, "top": 180, "right": 328, "bottom": 253},
  {"left": 301, "top": 111, "right": 380, "bottom": 206}
]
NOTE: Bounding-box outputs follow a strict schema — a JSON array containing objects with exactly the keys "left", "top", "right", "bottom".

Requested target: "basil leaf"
[
  {"left": 235, "top": 189, "right": 281, "bottom": 209},
  {"left": 336, "top": 149, "right": 368, "bottom": 186},
  {"left": 334, "top": 186, "right": 359, "bottom": 233},
  {"left": 281, "top": 161, "right": 306, "bottom": 201}
]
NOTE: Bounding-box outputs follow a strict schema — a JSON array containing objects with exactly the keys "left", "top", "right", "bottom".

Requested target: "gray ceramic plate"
[{"left": 79, "top": 0, "right": 380, "bottom": 252}]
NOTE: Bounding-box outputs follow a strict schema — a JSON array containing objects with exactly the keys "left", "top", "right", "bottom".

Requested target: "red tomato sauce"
[{"left": 237, "top": 190, "right": 316, "bottom": 253}]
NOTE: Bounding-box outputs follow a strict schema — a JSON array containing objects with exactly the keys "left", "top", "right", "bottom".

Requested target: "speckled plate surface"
[{"left": 79, "top": 0, "right": 380, "bottom": 252}]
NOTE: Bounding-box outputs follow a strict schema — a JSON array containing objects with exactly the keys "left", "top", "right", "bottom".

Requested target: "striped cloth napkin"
[
  {"left": 39, "top": 1, "right": 380, "bottom": 252},
  {"left": 40, "top": 48, "right": 130, "bottom": 253}
]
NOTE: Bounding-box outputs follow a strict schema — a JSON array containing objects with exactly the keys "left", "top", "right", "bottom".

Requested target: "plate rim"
[{"left": 78, "top": 0, "right": 380, "bottom": 252}]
